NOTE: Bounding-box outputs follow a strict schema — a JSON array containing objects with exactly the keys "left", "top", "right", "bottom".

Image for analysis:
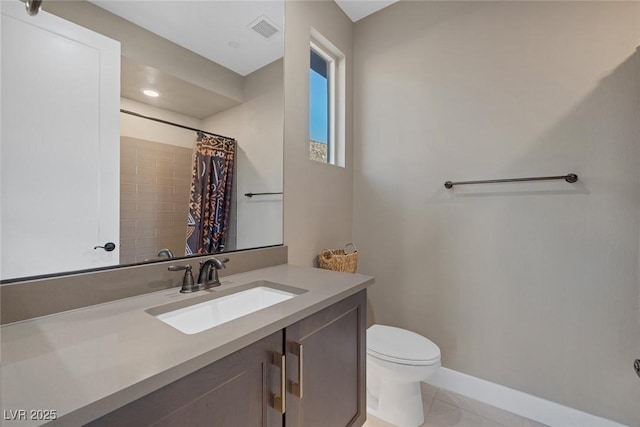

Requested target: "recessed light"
[
  {"left": 228, "top": 41, "right": 240, "bottom": 49},
  {"left": 142, "top": 89, "right": 160, "bottom": 98}
]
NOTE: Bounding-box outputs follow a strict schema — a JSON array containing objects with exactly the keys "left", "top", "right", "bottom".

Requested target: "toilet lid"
[{"left": 367, "top": 324, "right": 440, "bottom": 365}]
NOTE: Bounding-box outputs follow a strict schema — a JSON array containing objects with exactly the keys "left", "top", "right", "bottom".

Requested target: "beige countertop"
[{"left": 1, "top": 264, "right": 374, "bottom": 426}]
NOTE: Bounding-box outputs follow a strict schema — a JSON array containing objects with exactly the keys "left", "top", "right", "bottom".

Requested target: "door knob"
[{"left": 94, "top": 242, "right": 116, "bottom": 252}]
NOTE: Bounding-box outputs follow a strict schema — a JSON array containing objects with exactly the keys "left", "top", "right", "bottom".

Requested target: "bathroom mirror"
[{"left": 0, "top": 0, "right": 284, "bottom": 281}]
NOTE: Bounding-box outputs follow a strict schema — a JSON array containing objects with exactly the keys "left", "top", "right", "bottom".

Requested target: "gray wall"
[
  {"left": 283, "top": 0, "right": 354, "bottom": 266},
  {"left": 203, "top": 60, "right": 284, "bottom": 250},
  {"left": 353, "top": 2, "right": 640, "bottom": 425}
]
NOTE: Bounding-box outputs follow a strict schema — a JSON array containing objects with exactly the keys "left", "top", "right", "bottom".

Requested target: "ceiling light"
[{"left": 142, "top": 89, "right": 160, "bottom": 98}]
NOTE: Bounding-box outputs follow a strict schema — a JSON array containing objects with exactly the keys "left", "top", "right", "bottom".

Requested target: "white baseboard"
[{"left": 426, "top": 367, "right": 627, "bottom": 427}]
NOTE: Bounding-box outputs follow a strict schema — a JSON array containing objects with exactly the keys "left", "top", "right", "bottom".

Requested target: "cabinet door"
[
  {"left": 87, "top": 331, "right": 284, "bottom": 427},
  {"left": 285, "top": 290, "right": 366, "bottom": 427}
]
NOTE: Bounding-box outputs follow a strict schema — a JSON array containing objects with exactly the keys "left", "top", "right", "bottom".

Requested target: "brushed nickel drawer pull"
[
  {"left": 290, "top": 342, "right": 304, "bottom": 398},
  {"left": 271, "top": 352, "right": 286, "bottom": 413}
]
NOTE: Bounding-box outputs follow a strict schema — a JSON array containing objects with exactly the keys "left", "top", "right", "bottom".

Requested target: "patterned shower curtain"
[{"left": 186, "top": 133, "right": 236, "bottom": 255}]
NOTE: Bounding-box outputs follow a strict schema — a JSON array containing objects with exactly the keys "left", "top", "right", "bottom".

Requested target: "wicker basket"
[{"left": 318, "top": 243, "right": 358, "bottom": 273}]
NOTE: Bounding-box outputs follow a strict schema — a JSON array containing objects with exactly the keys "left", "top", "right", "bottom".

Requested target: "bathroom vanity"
[
  {"left": 89, "top": 290, "right": 365, "bottom": 427},
  {"left": 0, "top": 265, "right": 373, "bottom": 426}
]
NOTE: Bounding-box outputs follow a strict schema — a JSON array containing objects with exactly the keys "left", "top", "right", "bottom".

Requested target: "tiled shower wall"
[
  {"left": 119, "top": 137, "right": 238, "bottom": 264},
  {"left": 120, "top": 137, "right": 192, "bottom": 264}
]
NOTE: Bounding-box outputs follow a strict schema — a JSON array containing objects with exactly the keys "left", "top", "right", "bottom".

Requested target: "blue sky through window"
[{"left": 310, "top": 52, "right": 328, "bottom": 144}]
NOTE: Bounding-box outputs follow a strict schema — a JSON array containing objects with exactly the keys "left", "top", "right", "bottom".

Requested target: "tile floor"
[{"left": 363, "top": 383, "right": 550, "bottom": 427}]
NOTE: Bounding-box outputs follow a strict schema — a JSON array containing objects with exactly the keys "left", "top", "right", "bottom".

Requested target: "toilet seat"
[{"left": 367, "top": 325, "right": 440, "bottom": 366}]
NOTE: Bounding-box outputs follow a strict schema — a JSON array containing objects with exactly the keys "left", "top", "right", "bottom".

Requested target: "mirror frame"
[{"left": 0, "top": 244, "right": 284, "bottom": 285}]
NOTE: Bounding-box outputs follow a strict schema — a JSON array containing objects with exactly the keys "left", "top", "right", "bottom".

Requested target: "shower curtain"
[{"left": 186, "top": 132, "right": 236, "bottom": 255}]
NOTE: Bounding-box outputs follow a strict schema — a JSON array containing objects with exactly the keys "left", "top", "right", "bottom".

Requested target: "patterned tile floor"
[{"left": 363, "top": 383, "right": 550, "bottom": 427}]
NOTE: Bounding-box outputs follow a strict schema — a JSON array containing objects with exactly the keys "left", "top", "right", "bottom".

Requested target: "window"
[
  {"left": 309, "top": 48, "right": 330, "bottom": 163},
  {"left": 309, "top": 30, "right": 344, "bottom": 166}
]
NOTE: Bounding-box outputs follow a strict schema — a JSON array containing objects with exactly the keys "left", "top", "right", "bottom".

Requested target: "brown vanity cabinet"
[
  {"left": 87, "top": 331, "right": 284, "bottom": 427},
  {"left": 87, "top": 290, "right": 366, "bottom": 427},
  {"left": 285, "top": 290, "right": 366, "bottom": 427}
]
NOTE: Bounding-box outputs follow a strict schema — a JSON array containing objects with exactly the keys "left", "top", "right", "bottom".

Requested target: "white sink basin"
[{"left": 153, "top": 283, "right": 300, "bottom": 335}]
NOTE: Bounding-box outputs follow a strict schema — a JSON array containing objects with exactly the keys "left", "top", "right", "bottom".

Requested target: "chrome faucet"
[{"left": 197, "top": 257, "right": 229, "bottom": 289}]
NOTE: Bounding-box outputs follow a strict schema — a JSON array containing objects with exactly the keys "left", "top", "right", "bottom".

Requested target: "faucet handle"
[{"left": 168, "top": 264, "right": 196, "bottom": 293}]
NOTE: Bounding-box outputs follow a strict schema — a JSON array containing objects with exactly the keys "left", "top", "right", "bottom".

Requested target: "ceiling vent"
[{"left": 248, "top": 15, "right": 280, "bottom": 39}]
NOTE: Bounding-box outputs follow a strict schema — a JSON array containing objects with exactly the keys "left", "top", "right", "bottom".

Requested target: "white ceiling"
[
  {"left": 91, "top": 1, "right": 284, "bottom": 76},
  {"left": 85, "top": 0, "right": 392, "bottom": 118},
  {"left": 334, "top": 0, "right": 398, "bottom": 22},
  {"left": 120, "top": 57, "right": 240, "bottom": 119},
  {"left": 90, "top": 0, "right": 396, "bottom": 77}
]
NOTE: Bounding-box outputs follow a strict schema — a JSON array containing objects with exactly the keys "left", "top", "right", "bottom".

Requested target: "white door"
[{"left": 1, "top": 2, "right": 120, "bottom": 280}]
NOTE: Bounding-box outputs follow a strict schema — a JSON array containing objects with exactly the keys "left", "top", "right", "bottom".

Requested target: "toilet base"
[{"left": 367, "top": 378, "right": 425, "bottom": 427}]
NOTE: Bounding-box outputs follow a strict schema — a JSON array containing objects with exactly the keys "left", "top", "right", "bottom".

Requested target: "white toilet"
[{"left": 367, "top": 324, "right": 441, "bottom": 427}]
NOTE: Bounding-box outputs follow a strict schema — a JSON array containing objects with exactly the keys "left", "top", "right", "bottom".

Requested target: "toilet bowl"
[{"left": 366, "top": 324, "right": 441, "bottom": 427}]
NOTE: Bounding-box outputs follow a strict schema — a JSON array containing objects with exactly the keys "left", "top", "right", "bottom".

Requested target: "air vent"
[{"left": 248, "top": 15, "right": 280, "bottom": 39}]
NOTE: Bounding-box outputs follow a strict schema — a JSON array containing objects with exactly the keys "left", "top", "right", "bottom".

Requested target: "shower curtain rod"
[{"left": 120, "top": 109, "right": 234, "bottom": 141}]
